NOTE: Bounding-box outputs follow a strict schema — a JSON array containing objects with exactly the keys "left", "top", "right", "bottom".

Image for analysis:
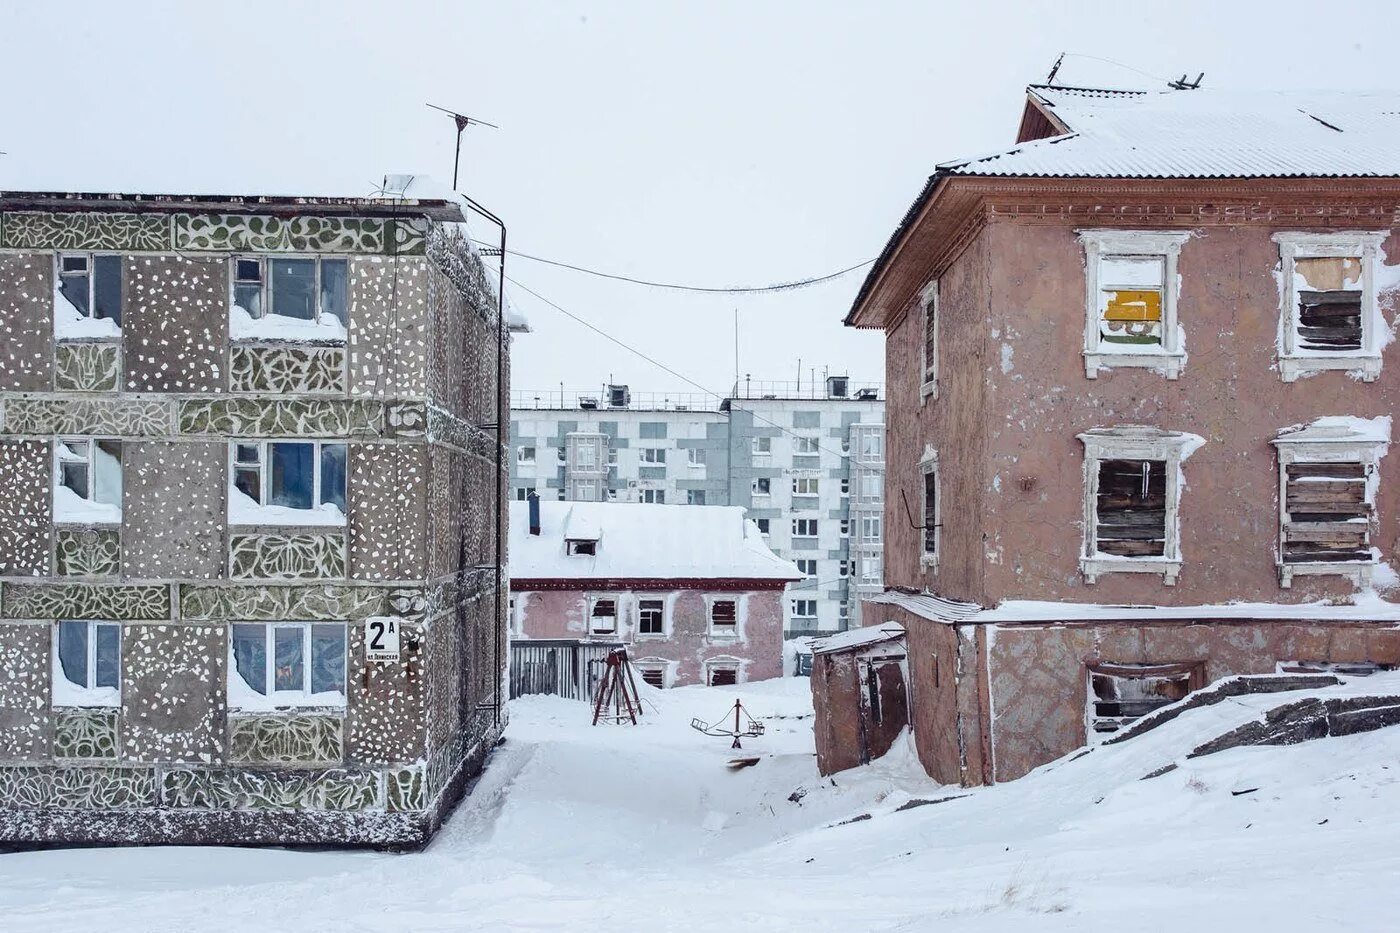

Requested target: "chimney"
[{"left": 527, "top": 492, "right": 541, "bottom": 536}]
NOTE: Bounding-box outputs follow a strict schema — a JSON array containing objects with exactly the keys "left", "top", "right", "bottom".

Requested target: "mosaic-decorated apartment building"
[{"left": 0, "top": 188, "right": 511, "bottom": 847}]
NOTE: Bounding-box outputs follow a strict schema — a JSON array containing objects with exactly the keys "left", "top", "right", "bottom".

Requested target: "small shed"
[{"left": 810, "top": 622, "right": 908, "bottom": 776}]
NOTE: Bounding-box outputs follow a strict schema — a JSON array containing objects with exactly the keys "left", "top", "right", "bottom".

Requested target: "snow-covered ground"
[{"left": 3, "top": 676, "right": 1399, "bottom": 931}]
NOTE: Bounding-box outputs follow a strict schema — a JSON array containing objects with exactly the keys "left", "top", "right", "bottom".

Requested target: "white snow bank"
[
  {"left": 53, "top": 281, "right": 119, "bottom": 340},
  {"left": 228, "top": 488, "right": 345, "bottom": 527},
  {"left": 52, "top": 485, "right": 120, "bottom": 525}
]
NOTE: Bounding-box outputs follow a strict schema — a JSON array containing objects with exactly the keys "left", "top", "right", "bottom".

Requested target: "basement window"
[
  {"left": 229, "top": 256, "right": 348, "bottom": 342},
  {"left": 1087, "top": 661, "right": 1202, "bottom": 742},
  {"left": 588, "top": 596, "right": 618, "bottom": 634},
  {"left": 229, "top": 440, "right": 347, "bottom": 526},
  {"left": 54, "top": 438, "right": 122, "bottom": 525},
  {"left": 55, "top": 253, "right": 122, "bottom": 339},
  {"left": 1272, "top": 418, "right": 1389, "bottom": 587},
  {"left": 53, "top": 620, "right": 121, "bottom": 708},
  {"left": 230, "top": 622, "right": 346, "bottom": 710},
  {"left": 1274, "top": 233, "right": 1386, "bottom": 382},
  {"left": 706, "top": 658, "right": 740, "bottom": 687},
  {"left": 1078, "top": 230, "right": 1190, "bottom": 379},
  {"left": 1079, "top": 427, "right": 1202, "bottom": 585},
  {"left": 708, "top": 597, "right": 738, "bottom": 636},
  {"left": 635, "top": 659, "right": 668, "bottom": 688}
]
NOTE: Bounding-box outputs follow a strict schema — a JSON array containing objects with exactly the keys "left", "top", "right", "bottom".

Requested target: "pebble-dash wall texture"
[{"left": 0, "top": 197, "right": 508, "bottom": 848}]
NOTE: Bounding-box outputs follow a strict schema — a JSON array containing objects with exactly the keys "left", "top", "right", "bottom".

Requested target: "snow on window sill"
[
  {"left": 51, "top": 676, "right": 119, "bottom": 709},
  {"left": 230, "top": 305, "right": 346, "bottom": 344},
  {"left": 708, "top": 627, "right": 739, "bottom": 639},
  {"left": 53, "top": 486, "right": 121, "bottom": 525},
  {"left": 227, "top": 666, "right": 345, "bottom": 712},
  {"left": 1084, "top": 349, "right": 1184, "bottom": 380},
  {"left": 1279, "top": 559, "right": 1378, "bottom": 589},
  {"left": 228, "top": 489, "right": 346, "bottom": 527},
  {"left": 1279, "top": 353, "right": 1381, "bottom": 383},
  {"left": 920, "top": 378, "right": 938, "bottom": 403},
  {"left": 1081, "top": 555, "right": 1182, "bottom": 586},
  {"left": 54, "top": 284, "right": 121, "bottom": 341}
]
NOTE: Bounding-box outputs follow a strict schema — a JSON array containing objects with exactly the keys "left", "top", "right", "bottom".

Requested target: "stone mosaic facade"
[{"left": 0, "top": 193, "right": 508, "bottom": 848}]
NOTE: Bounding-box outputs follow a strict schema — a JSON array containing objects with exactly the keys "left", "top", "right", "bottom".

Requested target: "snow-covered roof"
[
  {"left": 1273, "top": 415, "right": 1392, "bottom": 447},
  {"left": 811, "top": 621, "right": 905, "bottom": 656},
  {"left": 867, "top": 589, "right": 1400, "bottom": 625},
  {"left": 509, "top": 500, "right": 802, "bottom": 582},
  {"left": 944, "top": 85, "right": 1400, "bottom": 179}
]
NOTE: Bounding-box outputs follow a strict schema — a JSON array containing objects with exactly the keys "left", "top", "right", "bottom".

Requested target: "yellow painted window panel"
[
  {"left": 1296, "top": 256, "right": 1361, "bottom": 291},
  {"left": 1102, "top": 289, "right": 1162, "bottom": 322}
]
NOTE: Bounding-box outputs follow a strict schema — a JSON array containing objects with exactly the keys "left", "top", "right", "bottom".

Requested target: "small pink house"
[{"left": 509, "top": 496, "right": 800, "bottom": 689}]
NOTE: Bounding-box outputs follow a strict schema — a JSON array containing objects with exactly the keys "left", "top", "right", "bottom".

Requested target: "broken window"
[
  {"left": 752, "top": 478, "right": 771, "bottom": 496},
  {"left": 1078, "top": 231, "right": 1189, "bottom": 378},
  {"left": 1087, "top": 662, "right": 1201, "bottom": 741},
  {"left": 229, "top": 440, "right": 347, "bottom": 523},
  {"left": 54, "top": 620, "right": 121, "bottom": 706},
  {"left": 1281, "top": 460, "right": 1371, "bottom": 564},
  {"left": 517, "top": 446, "right": 536, "bottom": 464},
  {"left": 707, "top": 662, "right": 739, "bottom": 687},
  {"left": 230, "top": 622, "right": 346, "bottom": 707},
  {"left": 792, "top": 518, "right": 819, "bottom": 537},
  {"left": 637, "top": 599, "right": 665, "bottom": 635},
  {"left": 687, "top": 490, "right": 707, "bottom": 505},
  {"left": 567, "top": 539, "right": 597, "bottom": 556},
  {"left": 755, "top": 518, "right": 770, "bottom": 535},
  {"left": 708, "top": 598, "right": 738, "bottom": 634},
  {"left": 636, "top": 662, "right": 667, "bottom": 688},
  {"left": 921, "top": 280, "right": 938, "bottom": 396},
  {"left": 1293, "top": 257, "right": 1363, "bottom": 352},
  {"left": 56, "top": 253, "right": 122, "bottom": 337},
  {"left": 1274, "top": 232, "right": 1385, "bottom": 381},
  {"left": 922, "top": 455, "right": 939, "bottom": 560},
  {"left": 588, "top": 597, "right": 617, "bottom": 634},
  {"left": 1094, "top": 459, "right": 1168, "bottom": 558},
  {"left": 54, "top": 438, "right": 123, "bottom": 524},
  {"left": 1097, "top": 256, "right": 1165, "bottom": 349}
]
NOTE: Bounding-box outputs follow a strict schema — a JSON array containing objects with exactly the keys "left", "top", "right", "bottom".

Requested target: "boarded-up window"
[
  {"left": 638, "top": 665, "right": 666, "bottom": 688},
  {"left": 1089, "top": 662, "right": 1200, "bottom": 738},
  {"left": 708, "top": 665, "right": 738, "bottom": 687},
  {"left": 589, "top": 598, "right": 617, "bottom": 633},
  {"left": 1294, "top": 256, "right": 1363, "bottom": 352},
  {"left": 1282, "top": 460, "right": 1371, "bottom": 563},
  {"left": 922, "top": 468, "right": 938, "bottom": 555},
  {"left": 710, "top": 599, "right": 737, "bottom": 629},
  {"left": 1098, "top": 256, "right": 1164, "bottom": 348},
  {"left": 1094, "top": 459, "right": 1167, "bottom": 557}
]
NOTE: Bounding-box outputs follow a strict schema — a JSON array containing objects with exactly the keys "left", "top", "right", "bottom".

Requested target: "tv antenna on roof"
[
  {"left": 1168, "top": 73, "right": 1205, "bottom": 90},
  {"left": 426, "top": 103, "right": 499, "bottom": 190},
  {"left": 1045, "top": 52, "right": 1065, "bottom": 85}
]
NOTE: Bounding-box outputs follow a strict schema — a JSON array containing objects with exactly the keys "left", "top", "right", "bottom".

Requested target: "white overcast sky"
[{"left": 3, "top": 1, "right": 1399, "bottom": 401}]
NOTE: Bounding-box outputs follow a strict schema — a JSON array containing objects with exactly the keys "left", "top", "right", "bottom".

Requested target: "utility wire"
[
  {"left": 476, "top": 241, "right": 873, "bottom": 294},
  {"left": 500, "top": 272, "right": 862, "bottom": 463},
  {"left": 1056, "top": 52, "right": 1172, "bottom": 86}
]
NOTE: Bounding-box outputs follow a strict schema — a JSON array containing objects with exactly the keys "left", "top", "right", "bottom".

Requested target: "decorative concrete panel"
[
  {"left": 179, "top": 584, "right": 393, "bottom": 621},
  {"left": 53, "top": 343, "right": 120, "bottom": 392},
  {"left": 386, "top": 402, "right": 427, "bottom": 437},
  {"left": 0, "top": 766, "right": 157, "bottom": 809},
  {"left": 0, "top": 624, "right": 50, "bottom": 760},
  {"left": 0, "top": 440, "right": 50, "bottom": 577},
  {"left": 122, "top": 442, "right": 224, "bottom": 580},
  {"left": 177, "top": 398, "right": 382, "bottom": 437},
  {"left": 123, "top": 256, "right": 228, "bottom": 394},
  {"left": 229, "top": 345, "right": 346, "bottom": 394},
  {"left": 1, "top": 584, "right": 170, "bottom": 621},
  {"left": 0, "top": 253, "right": 53, "bottom": 391},
  {"left": 120, "top": 624, "right": 225, "bottom": 764},
  {"left": 346, "top": 617, "right": 425, "bottom": 764},
  {"left": 162, "top": 767, "right": 378, "bottom": 810},
  {"left": 386, "top": 766, "right": 425, "bottom": 811},
  {"left": 1, "top": 211, "right": 169, "bottom": 251},
  {"left": 55, "top": 528, "right": 121, "bottom": 577},
  {"left": 228, "top": 714, "right": 343, "bottom": 764},
  {"left": 1, "top": 398, "right": 172, "bottom": 436},
  {"left": 173, "top": 214, "right": 399, "bottom": 254},
  {"left": 53, "top": 708, "right": 118, "bottom": 759},
  {"left": 348, "top": 257, "right": 430, "bottom": 397},
  {"left": 228, "top": 532, "right": 346, "bottom": 581},
  {"left": 349, "top": 444, "right": 427, "bottom": 581}
]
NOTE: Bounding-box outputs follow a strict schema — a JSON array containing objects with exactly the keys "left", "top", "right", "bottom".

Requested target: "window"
[
  {"left": 752, "top": 478, "right": 771, "bottom": 497},
  {"left": 706, "top": 659, "right": 739, "bottom": 687},
  {"left": 640, "top": 448, "right": 667, "bottom": 465},
  {"left": 1274, "top": 232, "right": 1386, "bottom": 382},
  {"left": 794, "top": 437, "right": 820, "bottom": 455},
  {"left": 1087, "top": 662, "right": 1201, "bottom": 742},
  {"left": 1078, "top": 231, "right": 1190, "bottom": 379},
  {"left": 859, "top": 516, "right": 882, "bottom": 543},
  {"left": 840, "top": 519, "right": 850, "bottom": 537},
  {"left": 54, "top": 438, "right": 122, "bottom": 524},
  {"left": 575, "top": 444, "right": 598, "bottom": 469},
  {"left": 792, "top": 477, "right": 820, "bottom": 496},
  {"left": 230, "top": 440, "right": 347, "bottom": 525},
  {"left": 640, "top": 488, "right": 665, "bottom": 504},
  {"left": 795, "top": 559, "right": 817, "bottom": 577},
  {"left": 859, "top": 473, "right": 883, "bottom": 503},
  {"left": 230, "top": 256, "right": 348, "bottom": 337},
  {"left": 567, "top": 539, "right": 598, "bottom": 556},
  {"left": 792, "top": 599, "right": 817, "bottom": 619},
  {"left": 55, "top": 253, "right": 122, "bottom": 338},
  {"left": 752, "top": 437, "right": 773, "bottom": 458},
  {"left": 687, "top": 489, "right": 707, "bottom": 505},
  {"left": 792, "top": 518, "right": 818, "bottom": 538},
  {"left": 637, "top": 598, "right": 665, "bottom": 636},
  {"left": 1078, "top": 427, "right": 1201, "bottom": 585},
  {"left": 588, "top": 596, "right": 618, "bottom": 634},
  {"left": 687, "top": 448, "right": 706, "bottom": 468},
  {"left": 858, "top": 429, "right": 884, "bottom": 460},
  {"left": 840, "top": 478, "right": 850, "bottom": 497},
  {"left": 920, "top": 280, "right": 938, "bottom": 398},
  {"left": 755, "top": 518, "right": 770, "bottom": 535},
  {"left": 572, "top": 479, "right": 600, "bottom": 501},
  {"left": 635, "top": 660, "right": 668, "bottom": 688},
  {"left": 838, "top": 559, "right": 849, "bottom": 578},
  {"left": 1272, "top": 417, "right": 1388, "bottom": 587},
  {"left": 921, "top": 451, "right": 939, "bottom": 565},
  {"left": 607, "top": 448, "right": 618, "bottom": 466},
  {"left": 53, "top": 620, "right": 121, "bottom": 707},
  {"left": 517, "top": 446, "right": 536, "bottom": 465},
  {"left": 230, "top": 622, "right": 346, "bottom": 709},
  {"left": 708, "top": 597, "right": 738, "bottom": 635},
  {"left": 859, "top": 555, "right": 882, "bottom": 585},
  {"left": 515, "top": 487, "right": 532, "bottom": 501}
]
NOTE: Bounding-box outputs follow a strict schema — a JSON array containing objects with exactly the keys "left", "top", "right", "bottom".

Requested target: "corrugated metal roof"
[
  {"left": 943, "top": 86, "right": 1400, "bottom": 179},
  {"left": 810, "top": 621, "right": 905, "bottom": 655}
]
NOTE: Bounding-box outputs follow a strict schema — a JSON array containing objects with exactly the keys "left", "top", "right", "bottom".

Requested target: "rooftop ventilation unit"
[
  {"left": 607, "top": 384, "right": 630, "bottom": 408},
  {"left": 855, "top": 387, "right": 879, "bottom": 401},
  {"left": 826, "top": 376, "right": 850, "bottom": 399},
  {"left": 579, "top": 397, "right": 600, "bottom": 410}
]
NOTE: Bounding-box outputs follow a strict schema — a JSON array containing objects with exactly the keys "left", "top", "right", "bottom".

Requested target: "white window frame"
[
  {"left": 53, "top": 436, "right": 122, "bottom": 525},
  {"left": 859, "top": 515, "right": 882, "bottom": 544},
  {"left": 1078, "top": 230, "right": 1191, "bottom": 380},
  {"left": 636, "top": 597, "right": 667, "bottom": 638},
  {"left": 686, "top": 489, "right": 707, "bottom": 506},
  {"left": 792, "top": 477, "right": 820, "bottom": 496},
  {"left": 640, "top": 447, "right": 667, "bottom": 465},
  {"left": 791, "top": 598, "right": 818, "bottom": 620},
  {"left": 1271, "top": 419, "right": 1388, "bottom": 588},
  {"left": 921, "top": 448, "right": 940, "bottom": 569},
  {"left": 588, "top": 594, "right": 620, "bottom": 635},
  {"left": 229, "top": 254, "right": 349, "bottom": 330},
  {"left": 794, "top": 437, "right": 820, "bottom": 455},
  {"left": 706, "top": 595, "right": 739, "bottom": 636},
  {"left": 687, "top": 448, "right": 706, "bottom": 469},
  {"left": 920, "top": 279, "right": 939, "bottom": 401},
  {"left": 52, "top": 620, "right": 121, "bottom": 708},
  {"left": 858, "top": 471, "right": 883, "bottom": 505},
  {"left": 792, "top": 518, "right": 818, "bottom": 538},
  {"left": 752, "top": 477, "right": 771, "bottom": 498},
  {"left": 1078, "top": 426, "right": 1202, "bottom": 585},
  {"left": 55, "top": 252, "right": 123, "bottom": 338},
  {"left": 858, "top": 555, "right": 883, "bottom": 585},
  {"left": 1273, "top": 232, "right": 1386, "bottom": 382},
  {"left": 751, "top": 436, "right": 773, "bottom": 459},
  {"left": 228, "top": 621, "right": 347, "bottom": 710},
  {"left": 795, "top": 558, "right": 817, "bottom": 577},
  {"left": 640, "top": 488, "right": 665, "bottom": 504},
  {"left": 229, "top": 439, "right": 347, "bottom": 525},
  {"left": 755, "top": 518, "right": 770, "bottom": 536},
  {"left": 517, "top": 446, "right": 536, "bottom": 465}
]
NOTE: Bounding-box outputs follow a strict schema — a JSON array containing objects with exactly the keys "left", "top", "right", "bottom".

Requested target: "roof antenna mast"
[
  {"left": 425, "top": 103, "right": 499, "bottom": 191},
  {"left": 1045, "top": 52, "right": 1065, "bottom": 86},
  {"left": 1168, "top": 73, "right": 1205, "bottom": 90}
]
